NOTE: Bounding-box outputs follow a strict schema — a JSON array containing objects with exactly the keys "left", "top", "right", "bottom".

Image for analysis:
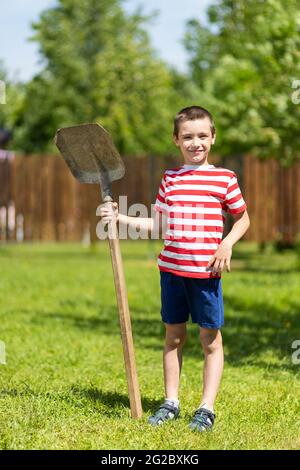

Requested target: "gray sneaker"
[
  {"left": 148, "top": 403, "right": 180, "bottom": 426},
  {"left": 189, "top": 407, "right": 215, "bottom": 432}
]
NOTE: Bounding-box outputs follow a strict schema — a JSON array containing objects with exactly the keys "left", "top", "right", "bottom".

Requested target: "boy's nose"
[{"left": 192, "top": 138, "right": 201, "bottom": 147}]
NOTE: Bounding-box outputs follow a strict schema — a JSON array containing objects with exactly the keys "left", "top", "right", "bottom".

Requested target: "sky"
[{"left": 0, "top": 0, "right": 212, "bottom": 82}]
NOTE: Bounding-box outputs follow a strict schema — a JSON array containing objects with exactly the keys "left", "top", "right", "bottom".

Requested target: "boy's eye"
[{"left": 183, "top": 135, "right": 208, "bottom": 140}]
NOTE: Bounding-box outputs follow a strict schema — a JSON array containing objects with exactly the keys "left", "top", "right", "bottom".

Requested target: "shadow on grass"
[
  {"left": 29, "top": 265, "right": 300, "bottom": 374},
  {"left": 220, "top": 295, "right": 300, "bottom": 372},
  {"left": 0, "top": 384, "right": 36, "bottom": 398},
  {"left": 182, "top": 292, "right": 300, "bottom": 373},
  {"left": 0, "top": 382, "right": 161, "bottom": 416},
  {"left": 39, "top": 300, "right": 163, "bottom": 339},
  {"left": 0, "top": 385, "right": 161, "bottom": 419},
  {"left": 36, "top": 302, "right": 300, "bottom": 375},
  {"left": 69, "top": 386, "right": 160, "bottom": 415}
]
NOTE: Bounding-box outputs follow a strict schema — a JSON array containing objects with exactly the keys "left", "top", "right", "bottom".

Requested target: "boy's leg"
[
  {"left": 163, "top": 322, "right": 187, "bottom": 400},
  {"left": 189, "top": 327, "right": 223, "bottom": 432},
  {"left": 199, "top": 327, "right": 224, "bottom": 411},
  {"left": 148, "top": 322, "right": 186, "bottom": 426}
]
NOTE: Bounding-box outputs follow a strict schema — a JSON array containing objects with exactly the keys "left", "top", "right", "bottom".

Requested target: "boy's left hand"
[{"left": 206, "top": 240, "right": 232, "bottom": 274}]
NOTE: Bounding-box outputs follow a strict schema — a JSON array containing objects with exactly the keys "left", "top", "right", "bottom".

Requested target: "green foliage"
[
  {"left": 13, "top": 0, "right": 196, "bottom": 155},
  {"left": 184, "top": 0, "right": 300, "bottom": 164}
]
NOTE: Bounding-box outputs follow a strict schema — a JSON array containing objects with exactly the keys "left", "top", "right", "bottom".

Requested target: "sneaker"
[
  {"left": 189, "top": 407, "right": 215, "bottom": 432},
  {"left": 148, "top": 402, "right": 180, "bottom": 426}
]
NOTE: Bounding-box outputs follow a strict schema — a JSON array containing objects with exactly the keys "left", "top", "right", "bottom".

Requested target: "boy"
[{"left": 99, "top": 106, "right": 250, "bottom": 432}]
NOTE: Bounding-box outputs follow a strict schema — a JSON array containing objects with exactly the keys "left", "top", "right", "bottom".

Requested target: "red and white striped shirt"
[{"left": 154, "top": 164, "right": 247, "bottom": 279}]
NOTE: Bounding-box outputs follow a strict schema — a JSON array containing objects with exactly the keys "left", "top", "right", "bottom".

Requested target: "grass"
[{"left": 0, "top": 240, "right": 299, "bottom": 450}]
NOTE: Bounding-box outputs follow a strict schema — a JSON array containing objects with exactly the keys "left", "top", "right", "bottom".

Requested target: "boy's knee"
[
  {"left": 200, "top": 328, "right": 222, "bottom": 354},
  {"left": 165, "top": 334, "right": 186, "bottom": 348},
  {"left": 165, "top": 325, "right": 187, "bottom": 348}
]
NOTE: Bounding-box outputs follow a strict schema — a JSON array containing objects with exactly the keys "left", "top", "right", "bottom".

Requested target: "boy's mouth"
[{"left": 192, "top": 155, "right": 204, "bottom": 162}]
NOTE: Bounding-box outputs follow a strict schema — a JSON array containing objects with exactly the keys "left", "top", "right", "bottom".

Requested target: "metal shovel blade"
[{"left": 54, "top": 123, "right": 125, "bottom": 199}]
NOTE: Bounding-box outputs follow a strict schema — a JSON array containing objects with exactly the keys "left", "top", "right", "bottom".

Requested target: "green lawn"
[{"left": 0, "top": 241, "right": 299, "bottom": 450}]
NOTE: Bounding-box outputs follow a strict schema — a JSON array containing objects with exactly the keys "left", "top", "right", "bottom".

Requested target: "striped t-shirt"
[{"left": 154, "top": 164, "right": 247, "bottom": 279}]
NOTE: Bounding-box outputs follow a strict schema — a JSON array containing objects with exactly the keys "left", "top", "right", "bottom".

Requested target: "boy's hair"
[{"left": 173, "top": 106, "right": 216, "bottom": 137}]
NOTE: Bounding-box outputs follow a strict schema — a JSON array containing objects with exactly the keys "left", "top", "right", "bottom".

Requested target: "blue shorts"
[{"left": 160, "top": 271, "right": 224, "bottom": 329}]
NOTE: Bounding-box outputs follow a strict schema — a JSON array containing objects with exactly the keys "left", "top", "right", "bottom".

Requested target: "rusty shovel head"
[{"left": 54, "top": 123, "right": 125, "bottom": 200}]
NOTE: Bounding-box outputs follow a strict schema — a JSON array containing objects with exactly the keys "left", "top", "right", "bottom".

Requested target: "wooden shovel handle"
[{"left": 104, "top": 198, "right": 143, "bottom": 419}]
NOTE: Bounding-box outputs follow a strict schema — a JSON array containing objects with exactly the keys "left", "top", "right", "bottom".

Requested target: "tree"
[
  {"left": 184, "top": 0, "right": 300, "bottom": 164},
  {"left": 15, "top": 0, "right": 198, "bottom": 155}
]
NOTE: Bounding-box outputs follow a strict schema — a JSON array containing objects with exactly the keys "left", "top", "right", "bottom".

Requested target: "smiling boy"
[{"left": 100, "top": 106, "right": 250, "bottom": 431}]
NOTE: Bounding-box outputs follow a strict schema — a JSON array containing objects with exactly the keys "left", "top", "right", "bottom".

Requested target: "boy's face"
[{"left": 173, "top": 118, "right": 216, "bottom": 166}]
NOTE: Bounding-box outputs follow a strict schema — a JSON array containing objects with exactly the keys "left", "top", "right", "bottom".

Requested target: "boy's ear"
[
  {"left": 173, "top": 134, "right": 180, "bottom": 146},
  {"left": 212, "top": 133, "right": 216, "bottom": 145}
]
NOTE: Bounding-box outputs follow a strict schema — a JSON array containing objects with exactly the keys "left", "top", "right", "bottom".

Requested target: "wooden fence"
[{"left": 0, "top": 151, "right": 299, "bottom": 245}]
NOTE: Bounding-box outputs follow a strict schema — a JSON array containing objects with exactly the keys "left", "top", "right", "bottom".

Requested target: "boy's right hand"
[{"left": 98, "top": 202, "right": 119, "bottom": 225}]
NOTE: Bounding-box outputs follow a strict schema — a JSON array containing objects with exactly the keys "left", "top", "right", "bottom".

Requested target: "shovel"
[{"left": 54, "top": 123, "right": 143, "bottom": 419}]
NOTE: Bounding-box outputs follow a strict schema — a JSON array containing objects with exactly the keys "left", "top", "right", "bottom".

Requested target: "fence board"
[{"left": 0, "top": 153, "right": 299, "bottom": 244}]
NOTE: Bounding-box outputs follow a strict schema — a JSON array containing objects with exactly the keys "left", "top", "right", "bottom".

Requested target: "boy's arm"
[
  {"left": 118, "top": 213, "right": 153, "bottom": 232},
  {"left": 99, "top": 202, "right": 165, "bottom": 236},
  {"left": 206, "top": 210, "right": 250, "bottom": 275}
]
